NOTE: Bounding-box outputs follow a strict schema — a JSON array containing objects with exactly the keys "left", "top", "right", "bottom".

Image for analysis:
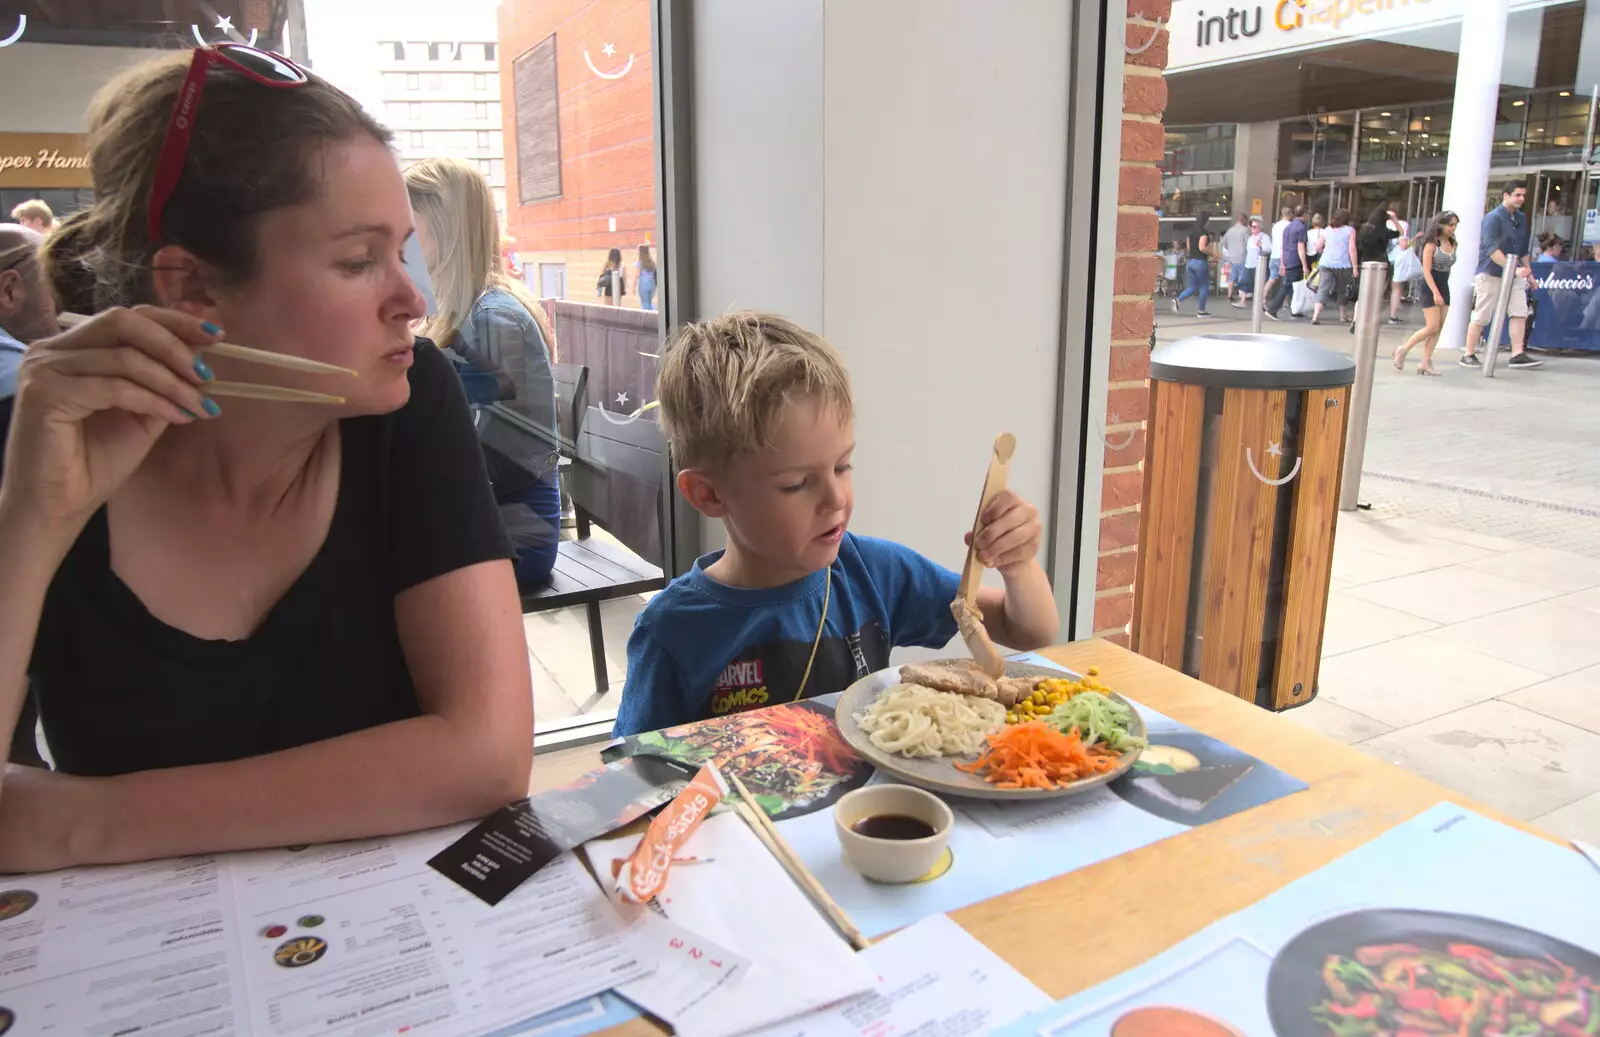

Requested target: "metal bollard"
[
  {"left": 1483, "top": 254, "right": 1521, "bottom": 379},
  {"left": 1252, "top": 261, "right": 1267, "bottom": 334},
  {"left": 1339, "top": 261, "right": 1388, "bottom": 512}
]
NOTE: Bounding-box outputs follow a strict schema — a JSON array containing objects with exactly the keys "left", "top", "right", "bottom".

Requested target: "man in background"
[
  {"left": 1262, "top": 206, "right": 1292, "bottom": 303},
  {"left": 1221, "top": 212, "right": 1251, "bottom": 307},
  {"left": 0, "top": 224, "right": 58, "bottom": 402},
  {"left": 9, "top": 199, "right": 56, "bottom": 235},
  {"left": 1461, "top": 180, "right": 1543, "bottom": 370},
  {"left": 1265, "top": 206, "right": 1309, "bottom": 321}
]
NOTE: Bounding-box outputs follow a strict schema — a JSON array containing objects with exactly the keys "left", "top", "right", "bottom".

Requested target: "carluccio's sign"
[
  {"left": 1168, "top": 0, "right": 1555, "bottom": 72},
  {"left": 0, "top": 133, "right": 91, "bottom": 188}
]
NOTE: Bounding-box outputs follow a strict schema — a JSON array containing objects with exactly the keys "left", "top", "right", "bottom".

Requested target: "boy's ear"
[{"left": 676, "top": 468, "right": 729, "bottom": 518}]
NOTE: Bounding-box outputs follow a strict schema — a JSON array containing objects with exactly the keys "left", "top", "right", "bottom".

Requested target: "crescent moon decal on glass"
[
  {"left": 1244, "top": 443, "right": 1302, "bottom": 486},
  {"left": 594, "top": 398, "right": 660, "bottom": 427},
  {"left": 584, "top": 48, "right": 635, "bottom": 80},
  {"left": 0, "top": 15, "right": 25, "bottom": 48},
  {"left": 191, "top": 24, "right": 258, "bottom": 47},
  {"left": 1096, "top": 421, "right": 1138, "bottom": 452}
]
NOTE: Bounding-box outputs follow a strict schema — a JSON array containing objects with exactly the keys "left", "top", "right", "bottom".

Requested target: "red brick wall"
[
  {"left": 1096, "top": 2, "right": 1168, "bottom": 648},
  {"left": 497, "top": 0, "right": 657, "bottom": 255}
]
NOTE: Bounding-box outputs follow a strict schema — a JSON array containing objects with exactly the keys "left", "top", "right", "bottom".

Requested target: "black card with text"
[{"left": 429, "top": 755, "right": 694, "bottom": 905}]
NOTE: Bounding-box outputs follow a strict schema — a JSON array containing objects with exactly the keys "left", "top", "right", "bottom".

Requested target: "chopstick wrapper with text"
[
  {"left": 429, "top": 755, "right": 694, "bottom": 905},
  {"left": 615, "top": 763, "right": 728, "bottom": 903}
]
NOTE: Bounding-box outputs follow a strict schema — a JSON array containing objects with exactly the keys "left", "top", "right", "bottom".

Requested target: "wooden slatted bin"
[{"left": 1131, "top": 334, "right": 1355, "bottom": 712}]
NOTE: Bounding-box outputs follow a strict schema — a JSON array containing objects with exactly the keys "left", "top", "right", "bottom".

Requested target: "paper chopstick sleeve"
[{"left": 616, "top": 763, "right": 729, "bottom": 904}]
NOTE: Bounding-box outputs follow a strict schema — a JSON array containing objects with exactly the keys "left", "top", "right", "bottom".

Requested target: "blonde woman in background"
[
  {"left": 405, "top": 157, "right": 562, "bottom": 590},
  {"left": 636, "top": 243, "right": 657, "bottom": 311}
]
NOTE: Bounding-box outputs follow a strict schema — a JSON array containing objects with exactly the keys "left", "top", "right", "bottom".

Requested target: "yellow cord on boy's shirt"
[{"left": 791, "top": 568, "right": 831, "bottom": 701}]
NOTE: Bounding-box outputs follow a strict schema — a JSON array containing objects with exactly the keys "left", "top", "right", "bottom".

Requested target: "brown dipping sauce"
[{"left": 850, "top": 814, "right": 937, "bottom": 840}]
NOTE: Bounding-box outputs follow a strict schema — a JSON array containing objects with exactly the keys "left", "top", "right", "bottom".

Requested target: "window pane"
[
  {"left": 1407, "top": 103, "right": 1451, "bottom": 172},
  {"left": 1356, "top": 110, "right": 1405, "bottom": 174},
  {"left": 1312, "top": 113, "right": 1353, "bottom": 177}
]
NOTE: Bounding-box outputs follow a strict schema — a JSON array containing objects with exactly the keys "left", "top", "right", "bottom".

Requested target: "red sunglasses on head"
[{"left": 147, "top": 43, "right": 310, "bottom": 244}]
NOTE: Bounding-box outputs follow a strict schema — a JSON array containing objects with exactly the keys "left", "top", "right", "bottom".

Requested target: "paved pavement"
[{"left": 1159, "top": 298, "right": 1600, "bottom": 844}]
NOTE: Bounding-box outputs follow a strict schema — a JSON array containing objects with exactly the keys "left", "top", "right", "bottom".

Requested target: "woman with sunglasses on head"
[
  {"left": 1393, "top": 211, "right": 1457, "bottom": 376},
  {"left": 0, "top": 45, "right": 532, "bottom": 872},
  {"left": 404, "top": 157, "right": 560, "bottom": 591}
]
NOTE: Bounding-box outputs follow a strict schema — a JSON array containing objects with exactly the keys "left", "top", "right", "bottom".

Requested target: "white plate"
[{"left": 834, "top": 661, "right": 1145, "bottom": 800}]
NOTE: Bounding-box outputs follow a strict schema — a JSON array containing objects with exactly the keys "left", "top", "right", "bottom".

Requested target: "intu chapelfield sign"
[
  {"left": 0, "top": 133, "right": 92, "bottom": 187},
  {"left": 1167, "top": 0, "right": 1559, "bottom": 73}
]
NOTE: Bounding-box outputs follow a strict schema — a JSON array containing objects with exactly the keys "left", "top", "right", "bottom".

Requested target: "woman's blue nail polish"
[
  {"left": 201, "top": 397, "right": 222, "bottom": 418},
  {"left": 200, "top": 321, "right": 223, "bottom": 336},
  {"left": 180, "top": 408, "right": 198, "bottom": 420},
  {"left": 193, "top": 356, "right": 215, "bottom": 381}
]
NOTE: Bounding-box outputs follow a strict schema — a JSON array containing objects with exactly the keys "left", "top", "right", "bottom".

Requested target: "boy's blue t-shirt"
[{"left": 613, "top": 533, "right": 961, "bottom": 736}]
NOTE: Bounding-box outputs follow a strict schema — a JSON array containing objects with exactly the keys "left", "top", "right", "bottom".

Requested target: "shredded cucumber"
[{"left": 1043, "top": 692, "right": 1146, "bottom": 751}]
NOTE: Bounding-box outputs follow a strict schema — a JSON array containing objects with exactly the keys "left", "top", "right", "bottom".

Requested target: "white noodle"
[{"left": 856, "top": 683, "right": 1006, "bottom": 758}]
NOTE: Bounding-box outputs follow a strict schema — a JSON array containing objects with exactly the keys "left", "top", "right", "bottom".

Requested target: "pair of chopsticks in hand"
[{"left": 57, "top": 312, "right": 353, "bottom": 405}]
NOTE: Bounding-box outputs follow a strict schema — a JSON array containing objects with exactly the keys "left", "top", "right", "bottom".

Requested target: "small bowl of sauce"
[{"left": 833, "top": 785, "right": 953, "bottom": 884}]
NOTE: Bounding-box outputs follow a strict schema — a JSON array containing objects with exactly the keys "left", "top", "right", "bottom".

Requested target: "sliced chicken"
[{"left": 897, "top": 660, "right": 1034, "bottom": 708}]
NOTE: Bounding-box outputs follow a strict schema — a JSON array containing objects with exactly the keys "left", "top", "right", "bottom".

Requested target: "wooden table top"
[{"left": 531, "top": 639, "right": 1549, "bottom": 1030}]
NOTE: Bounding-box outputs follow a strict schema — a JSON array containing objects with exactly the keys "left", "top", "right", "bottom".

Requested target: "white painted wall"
[
  {"left": 0, "top": 44, "right": 154, "bottom": 132},
  {"left": 822, "top": 0, "right": 1069, "bottom": 586},
  {"left": 690, "top": 0, "right": 827, "bottom": 555},
  {"left": 688, "top": 0, "right": 1077, "bottom": 624},
  {"left": 690, "top": 0, "right": 825, "bottom": 329}
]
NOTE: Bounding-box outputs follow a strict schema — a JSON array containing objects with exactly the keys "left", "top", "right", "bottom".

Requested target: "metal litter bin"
[{"left": 1131, "top": 334, "right": 1355, "bottom": 711}]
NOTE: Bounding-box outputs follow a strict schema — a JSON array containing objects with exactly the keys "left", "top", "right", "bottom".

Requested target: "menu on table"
[
  {"left": 996, "top": 803, "right": 1600, "bottom": 1037},
  {"left": 0, "top": 825, "right": 649, "bottom": 1036}
]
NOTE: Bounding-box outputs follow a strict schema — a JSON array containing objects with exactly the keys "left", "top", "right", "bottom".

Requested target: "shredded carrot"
[{"left": 954, "top": 721, "right": 1123, "bottom": 790}]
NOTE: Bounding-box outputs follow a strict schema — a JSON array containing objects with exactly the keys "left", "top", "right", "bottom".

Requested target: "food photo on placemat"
[
  {"left": 603, "top": 700, "right": 873, "bottom": 821},
  {"left": 1266, "top": 909, "right": 1600, "bottom": 1037},
  {"left": 1109, "top": 728, "right": 1296, "bottom": 827}
]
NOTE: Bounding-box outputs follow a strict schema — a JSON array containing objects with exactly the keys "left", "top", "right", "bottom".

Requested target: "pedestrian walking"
[
  {"left": 597, "top": 247, "right": 626, "bottom": 305},
  {"left": 1221, "top": 213, "right": 1251, "bottom": 304},
  {"left": 1393, "top": 211, "right": 1457, "bottom": 376},
  {"left": 1386, "top": 210, "right": 1412, "bottom": 323},
  {"left": 1264, "top": 206, "right": 1292, "bottom": 301},
  {"left": 1306, "top": 212, "right": 1327, "bottom": 262},
  {"left": 1238, "top": 217, "right": 1269, "bottom": 309},
  {"left": 1311, "top": 210, "right": 1356, "bottom": 326},
  {"left": 1265, "top": 206, "right": 1309, "bottom": 321},
  {"left": 636, "top": 243, "right": 658, "bottom": 311},
  {"left": 1460, "top": 180, "right": 1544, "bottom": 369},
  {"left": 1173, "top": 213, "right": 1214, "bottom": 317}
]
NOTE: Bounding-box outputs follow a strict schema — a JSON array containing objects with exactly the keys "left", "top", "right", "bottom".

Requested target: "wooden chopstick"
[
  {"left": 59, "top": 312, "right": 358, "bottom": 377},
  {"left": 954, "top": 432, "right": 1017, "bottom": 678},
  {"left": 206, "top": 381, "right": 345, "bottom": 405},
  {"left": 201, "top": 342, "right": 357, "bottom": 377},
  {"left": 727, "top": 773, "right": 871, "bottom": 952}
]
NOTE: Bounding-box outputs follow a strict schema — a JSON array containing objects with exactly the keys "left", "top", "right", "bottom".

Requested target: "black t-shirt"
[
  {"left": 8, "top": 343, "right": 512, "bottom": 776},
  {"left": 1358, "top": 223, "right": 1400, "bottom": 265},
  {"left": 1186, "top": 227, "right": 1209, "bottom": 262}
]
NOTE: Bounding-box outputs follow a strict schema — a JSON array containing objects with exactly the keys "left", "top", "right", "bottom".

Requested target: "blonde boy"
[{"left": 613, "top": 312, "right": 1058, "bottom": 736}]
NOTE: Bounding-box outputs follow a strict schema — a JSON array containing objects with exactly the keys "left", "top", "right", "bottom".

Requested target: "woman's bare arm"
[{"left": 0, "top": 559, "right": 534, "bottom": 870}]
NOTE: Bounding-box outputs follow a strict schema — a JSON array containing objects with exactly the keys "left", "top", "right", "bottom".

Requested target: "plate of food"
[
  {"left": 605, "top": 700, "right": 873, "bottom": 821},
  {"left": 1264, "top": 908, "right": 1600, "bottom": 1037},
  {"left": 834, "top": 660, "right": 1146, "bottom": 800}
]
